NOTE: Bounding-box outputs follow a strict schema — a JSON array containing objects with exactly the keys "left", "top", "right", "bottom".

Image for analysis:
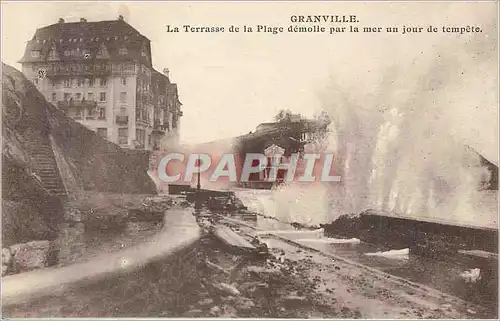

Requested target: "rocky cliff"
[{"left": 2, "top": 63, "right": 156, "bottom": 246}]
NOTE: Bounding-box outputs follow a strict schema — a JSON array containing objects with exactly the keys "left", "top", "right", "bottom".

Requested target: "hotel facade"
[{"left": 19, "top": 16, "right": 183, "bottom": 151}]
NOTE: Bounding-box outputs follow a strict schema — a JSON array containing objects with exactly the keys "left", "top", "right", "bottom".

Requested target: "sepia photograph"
[{"left": 1, "top": 1, "right": 498, "bottom": 319}]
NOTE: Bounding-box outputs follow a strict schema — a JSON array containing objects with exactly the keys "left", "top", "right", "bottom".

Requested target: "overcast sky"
[{"left": 1, "top": 1, "right": 497, "bottom": 163}]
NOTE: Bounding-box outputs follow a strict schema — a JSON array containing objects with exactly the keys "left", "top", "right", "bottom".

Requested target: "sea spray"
[
  {"left": 319, "top": 46, "right": 497, "bottom": 227},
  {"left": 241, "top": 20, "right": 497, "bottom": 227}
]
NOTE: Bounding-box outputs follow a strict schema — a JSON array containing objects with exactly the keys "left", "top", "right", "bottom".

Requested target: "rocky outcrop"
[
  {"left": 2, "top": 65, "right": 64, "bottom": 247},
  {"left": 2, "top": 62, "right": 156, "bottom": 246},
  {"left": 2, "top": 62, "right": 156, "bottom": 195},
  {"left": 2, "top": 200, "right": 59, "bottom": 248}
]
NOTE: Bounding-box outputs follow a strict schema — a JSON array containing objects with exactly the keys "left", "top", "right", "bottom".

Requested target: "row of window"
[
  {"left": 34, "top": 36, "right": 130, "bottom": 45},
  {"left": 35, "top": 63, "right": 111, "bottom": 74},
  {"left": 32, "top": 47, "right": 148, "bottom": 58},
  {"left": 53, "top": 77, "right": 127, "bottom": 88},
  {"left": 74, "top": 107, "right": 106, "bottom": 119},
  {"left": 54, "top": 91, "right": 127, "bottom": 103},
  {"left": 57, "top": 77, "right": 105, "bottom": 87},
  {"left": 98, "top": 127, "right": 154, "bottom": 148}
]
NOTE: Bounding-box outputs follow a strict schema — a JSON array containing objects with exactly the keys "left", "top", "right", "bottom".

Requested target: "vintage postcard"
[{"left": 1, "top": 1, "right": 498, "bottom": 319}]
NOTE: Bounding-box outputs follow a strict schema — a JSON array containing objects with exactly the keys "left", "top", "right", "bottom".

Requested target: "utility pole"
[
  {"left": 197, "top": 154, "right": 201, "bottom": 191},
  {"left": 194, "top": 154, "right": 202, "bottom": 211}
]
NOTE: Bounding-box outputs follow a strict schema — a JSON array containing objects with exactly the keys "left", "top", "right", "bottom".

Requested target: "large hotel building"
[{"left": 19, "top": 16, "right": 183, "bottom": 151}]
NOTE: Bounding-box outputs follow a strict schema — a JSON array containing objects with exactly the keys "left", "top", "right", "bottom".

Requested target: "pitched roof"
[
  {"left": 152, "top": 69, "right": 171, "bottom": 84},
  {"left": 168, "top": 83, "right": 182, "bottom": 105},
  {"left": 19, "top": 19, "right": 152, "bottom": 67}
]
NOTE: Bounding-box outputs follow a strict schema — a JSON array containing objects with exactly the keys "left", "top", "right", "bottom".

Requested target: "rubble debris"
[
  {"left": 213, "top": 225, "right": 257, "bottom": 252},
  {"left": 2, "top": 249, "right": 13, "bottom": 276},
  {"left": 183, "top": 308, "right": 204, "bottom": 317},
  {"left": 220, "top": 304, "right": 237, "bottom": 317},
  {"left": 364, "top": 248, "right": 409, "bottom": 260},
  {"left": 245, "top": 265, "right": 281, "bottom": 277},
  {"left": 204, "top": 259, "right": 230, "bottom": 275},
  {"left": 209, "top": 306, "right": 221, "bottom": 315},
  {"left": 234, "top": 296, "right": 256, "bottom": 311},
  {"left": 213, "top": 282, "right": 242, "bottom": 296},
  {"left": 283, "top": 294, "right": 308, "bottom": 305},
  {"left": 467, "top": 308, "right": 477, "bottom": 315},
  {"left": 460, "top": 268, "right": 482, "bottom": 283},
  {"left": 3, "top": 247, "right": 12, "bottom": 267},
  {"left": 198, "top": 298, "right": 214, "bottom": 306}
]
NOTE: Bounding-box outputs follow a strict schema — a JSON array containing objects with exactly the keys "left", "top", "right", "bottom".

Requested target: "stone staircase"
[{"left": 24, "top": 131, "right": 67, "bottom": 197}]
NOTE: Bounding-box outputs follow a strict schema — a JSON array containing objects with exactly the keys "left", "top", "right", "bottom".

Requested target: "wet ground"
[
  {"left": 222, "top": 211, "right": 498, "bottom": 317},
  {"left": 2, "top": 226, "right": 484, "bottom": 318},
  {"left": 234, "top": 187, "right": 498, "bottom": 313}
]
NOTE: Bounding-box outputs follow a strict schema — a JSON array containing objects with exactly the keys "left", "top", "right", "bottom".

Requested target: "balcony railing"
[
  {"left": 116, "top": 116, "right": 129, "bottom": 125},
  {"left": 58, "top": 100, "right": 97, "bottom": 110},
  {"left": 47, "top": 64, "right": 111, "bottom": 78}
]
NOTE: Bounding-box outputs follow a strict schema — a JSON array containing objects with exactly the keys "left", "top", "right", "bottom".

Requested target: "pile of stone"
[
  {"left": 206, "top": 194, "right": 247, "bottom": 212},
  {"left": 178, "top": 232, "right": 320, "bottom": 318},
  {"left": 141, "top": 196, "right": 175, "bottom": 212}
]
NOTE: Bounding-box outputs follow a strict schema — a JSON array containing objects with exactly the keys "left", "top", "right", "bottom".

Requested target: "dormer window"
[
  {"left": 141, "top": 51, "right": 147, "bottom": 57},
  {"left": 31, "top": 50, "right": 41, "bottom": 58},
  {"left": 96, "top": 37, "right": 100, "bottom": 41},
  {"left": 119, "top": 48, "right": 128, "bottom": 56},
  {"left": 64, "top": 50, "right": 70, "bottom": 57}
]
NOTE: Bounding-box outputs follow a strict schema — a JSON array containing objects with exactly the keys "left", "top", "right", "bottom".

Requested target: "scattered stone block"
[
  {"left": 183, "top": 308, "right": 204, "bottom": 317},
  {"left": 9, "top": 240, "right": 55, "bottom": 272},
  {"left": 2, "top": 264, "right": 9, "bottom": 276},
  {"left": 2, "top": 247, "right": 12, "bottom": 267},
  {"left": 198, "top": 298, "right": 214, "bottom": 306},
  {"left": 214, "top": 282, "right": 241, "bottom": 296},
  {"left": 235, "top": 297, "right": 256, "bottom": 311}
]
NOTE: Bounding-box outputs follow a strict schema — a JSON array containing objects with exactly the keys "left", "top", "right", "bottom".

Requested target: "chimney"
[
  {"left": 118, "top": 15, "right": 124, "bottom": 21},
  {"left": 163, "top": 68, "right": 170, "bottom": 78},
  {"left": 80, "top": 18, "right": 87, "bottom": 23},
  {"left": 58, "top": 18, "right": 65, "bottom": 24}
]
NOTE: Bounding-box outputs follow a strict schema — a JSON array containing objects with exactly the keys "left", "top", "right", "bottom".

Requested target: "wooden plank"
[
  {"left": 213, "top": 225, "right": 256, "bottom": 251},
  {"left": 458, "top": 250, "right": 498, "bottom": 261},
  {"left": 362, "top": 211, "right": 498, "bottom": 231}
]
